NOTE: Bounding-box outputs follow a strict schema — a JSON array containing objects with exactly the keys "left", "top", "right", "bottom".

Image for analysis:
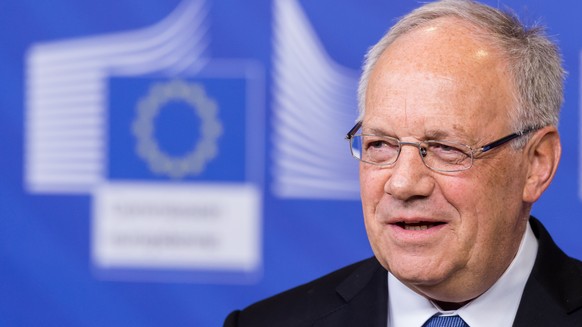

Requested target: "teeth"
[{"left": 404, "top": 224, "right": 431, "bottom": 231}]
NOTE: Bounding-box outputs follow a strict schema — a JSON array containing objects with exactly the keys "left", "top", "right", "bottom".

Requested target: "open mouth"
[{"left": 395, "top": 222, "right": 446, "bottom": 231}]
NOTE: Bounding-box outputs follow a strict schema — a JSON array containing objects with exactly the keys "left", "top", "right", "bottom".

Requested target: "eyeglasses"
[{"left": 345, "top": 121, "right": 536, "bottom": 172}]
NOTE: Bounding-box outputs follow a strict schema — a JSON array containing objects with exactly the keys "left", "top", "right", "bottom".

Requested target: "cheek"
[
  {"left": 467, "top": 159, "right": 526, "bottom": 223},
  {"left": 359, "top": 166, "right": 389, "bottom": 250},
  {"left": 435, "top": 177, "right": 481, "bottom": 239},
  {"left": 440, "top": 166, "right": 524, "bottom": 262},
  {"left": 359, "top": 165, "right": 387, "bottom": 210},
  {"left": 440, "top": 178, "right": 474, "bottom": 210}
]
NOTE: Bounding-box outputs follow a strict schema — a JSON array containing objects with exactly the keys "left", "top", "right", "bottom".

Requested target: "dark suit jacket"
[{"left": 224, "top": 218, "right": 582, "bottom": 326}]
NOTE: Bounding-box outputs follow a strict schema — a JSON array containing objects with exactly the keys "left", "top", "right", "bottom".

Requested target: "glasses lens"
[
  {"left": 349, "top": 135, "right": 363, "bottom": 160},
  {"left": 351, "top": 135, "right": 400, "bottom": 165},
  {"left": 424, "top": 141, "right": 472, "bottom": 171}
]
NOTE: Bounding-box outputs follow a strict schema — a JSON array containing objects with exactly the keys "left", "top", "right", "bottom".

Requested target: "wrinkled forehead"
[{"left": 364, "top": 18, "right": 516, "bottom": 141}]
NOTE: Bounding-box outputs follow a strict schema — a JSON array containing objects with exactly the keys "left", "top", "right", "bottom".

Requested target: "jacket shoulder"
[
  {"left": 228, "top": 257, "right": 382, "bottom": 327},
  {"left": 514, "top": 218, "right": 582, "bottom": 326}
]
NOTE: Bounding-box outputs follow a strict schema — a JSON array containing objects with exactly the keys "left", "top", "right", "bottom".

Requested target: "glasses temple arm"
[
  {"left": 345, "top": 121, "right": 363, "bottom": 140},
  {"left": 479, "top": 127, "right": 536, "bottom": 153}
]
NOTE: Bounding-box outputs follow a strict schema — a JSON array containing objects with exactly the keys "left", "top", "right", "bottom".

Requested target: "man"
[{"left": 224, "top": 0, "right": 582, "bottom": 326}]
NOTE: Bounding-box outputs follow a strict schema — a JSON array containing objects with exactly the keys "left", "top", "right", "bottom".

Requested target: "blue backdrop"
[{"left": 1, "top": 0, "right": 581, "bottom": 326}]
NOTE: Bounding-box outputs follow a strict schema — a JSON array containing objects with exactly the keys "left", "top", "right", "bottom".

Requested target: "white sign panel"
[{"left": 93, "top": 182, "right": 261, "bottom": 272}]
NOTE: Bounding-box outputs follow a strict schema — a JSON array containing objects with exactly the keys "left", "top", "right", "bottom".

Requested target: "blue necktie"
[{"left": 422, "top": 314, "right": 469, "bottom": 327}]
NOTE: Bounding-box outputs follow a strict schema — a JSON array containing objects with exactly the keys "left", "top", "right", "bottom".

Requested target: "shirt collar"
[{"left": 388, "top": 221, "right": 538, "bottom": 327}]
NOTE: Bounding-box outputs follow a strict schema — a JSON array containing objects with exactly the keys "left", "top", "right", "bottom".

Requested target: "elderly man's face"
[{"left": 361, "top": 18, "right": 532, "bottom": 304}]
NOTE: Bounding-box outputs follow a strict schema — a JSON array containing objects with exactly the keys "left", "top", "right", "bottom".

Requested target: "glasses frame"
[{"left": 345, "top": 121, "right": 537, "bottom": 172}]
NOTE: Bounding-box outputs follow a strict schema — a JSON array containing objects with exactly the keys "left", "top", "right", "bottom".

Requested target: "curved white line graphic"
[{"left": 272, "top": 0, "right": 359, "bottom": 199}]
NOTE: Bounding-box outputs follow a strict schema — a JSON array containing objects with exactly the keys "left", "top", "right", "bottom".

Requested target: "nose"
[{"left": 384, "top": 144, "right": 435, "bottom": 201}]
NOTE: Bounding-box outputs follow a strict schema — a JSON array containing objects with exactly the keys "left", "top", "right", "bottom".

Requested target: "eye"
[
  {"left": 364, "top": 137, "right": 398, "bottom": 151},
  {"left": 368, "top": 140, "right": 387, "bottom": 149},
  {"left": 432, "top": 143, "right": 458, "bottom": 152},
  {"left": 428, "top": 142, "right": 470, "bottom": 162}
]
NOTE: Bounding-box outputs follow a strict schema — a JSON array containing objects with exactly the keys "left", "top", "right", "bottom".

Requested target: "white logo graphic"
[
  {"left": 271, "top": 0, "right": 360, "bottom": 199},
  {"left": 25, "top": 0, "right": 209, "bottom": 194},
  {"left": 133, "top": 80, "right": 223, "bottom": 179}
]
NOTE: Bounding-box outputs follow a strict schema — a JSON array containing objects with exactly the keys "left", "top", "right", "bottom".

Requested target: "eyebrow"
[
  {"left": 362, "top": 126, "right": 391, "bottom": 135},
  {"left": 363, "top": 126, "right": 471, "bottom": 143},
  {"left": 424, "top": 129, "right": 458, "bottom": 140}
]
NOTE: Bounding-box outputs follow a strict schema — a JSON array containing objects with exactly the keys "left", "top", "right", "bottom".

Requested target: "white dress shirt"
[{"left": 387, "top": 221, "right": 539, "bottom": 327}]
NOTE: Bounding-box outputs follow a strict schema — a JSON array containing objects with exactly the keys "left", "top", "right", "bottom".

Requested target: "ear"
[{"left": 522, "top": 126, "right": 561, "bottom": 203}]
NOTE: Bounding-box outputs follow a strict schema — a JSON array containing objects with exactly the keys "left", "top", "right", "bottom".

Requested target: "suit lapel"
[
  {"left": 314, "top": 258, "right": 388, "bottom": 327},
  {"left": 513, "top": 217, "right": 582, "bottom": 326}
]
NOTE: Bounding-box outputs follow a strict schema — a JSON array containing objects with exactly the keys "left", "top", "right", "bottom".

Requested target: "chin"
[
  {"left": 394, "top": 270, "right": 445, "bottom": 287},
  {"left": 387, "top": 260, "right": 451, "bottom": 287}
]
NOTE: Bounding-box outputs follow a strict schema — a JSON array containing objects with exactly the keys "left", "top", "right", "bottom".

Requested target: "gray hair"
[{"left": 357, "top": 0, "right": 565, "bottom": 143}]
